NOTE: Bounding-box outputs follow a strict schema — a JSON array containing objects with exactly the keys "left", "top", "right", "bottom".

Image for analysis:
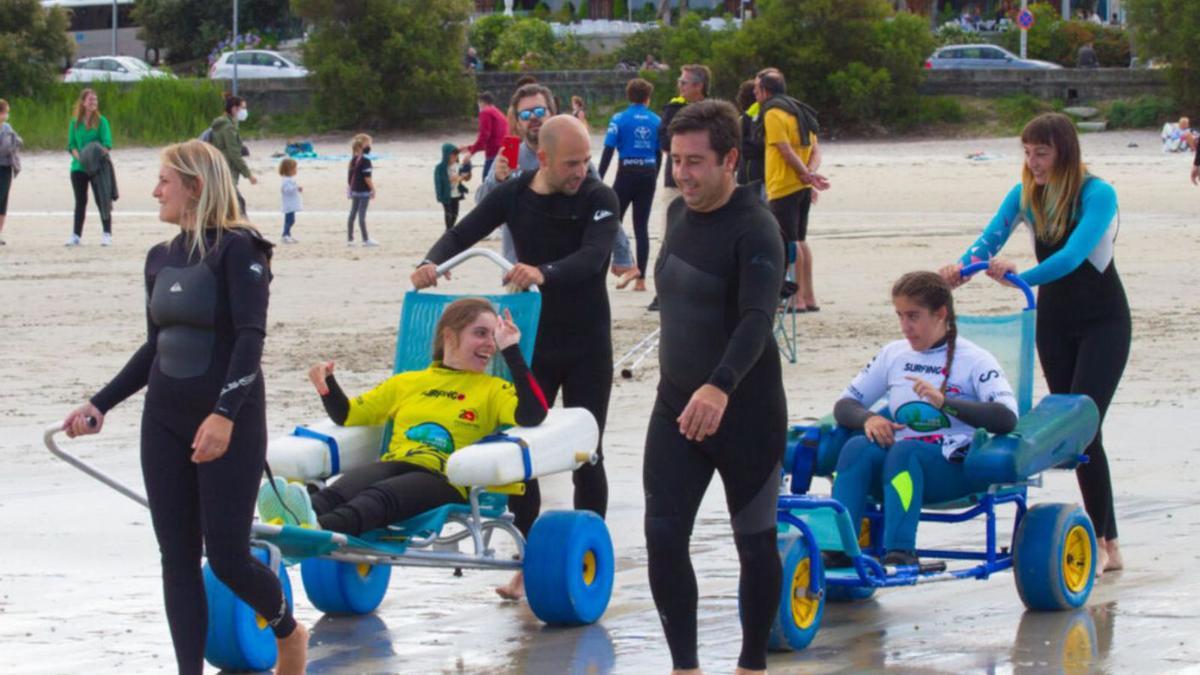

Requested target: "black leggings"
[
  {"left": 1038, "top": 312, "right": 1131, "bottom": 541},
  {"left": 0, "top": 165, "right": 12, "bottom": 215},
  {"left": 141, "top": 407, "right": 295, "bottom": 675},
  {"left": 613, "top": 167, "right": 657, "bottom": 278},
  {"left": 643, "top": 404, "right": 782, "bottom": 671},
  {"left": 442, "top": 200, "right": 459, "bottom": 230},
  {"left": 312, "top": 461, "right": 465, "bottom": 536},
  {"left": 347, "top": 196, "right": 370, "bottom": 240},
  {"left": 71, "top": 169, "right": 110, "bottom": 236},
  {"left": 508, "top": 348, "right": 612, "bottom": 536}
]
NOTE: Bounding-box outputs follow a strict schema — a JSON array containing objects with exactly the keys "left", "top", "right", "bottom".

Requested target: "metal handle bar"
[
  {"left": 961, "top": 261, "right": 1036, "bottom": 310},
  {"left": 43, "top": 424, "right": 149, "bottom": 509},
  {"left": 412, "top": 248, "right": 539, "bottom": 293}
]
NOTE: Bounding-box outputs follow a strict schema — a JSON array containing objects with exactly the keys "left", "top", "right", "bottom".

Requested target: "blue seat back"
[{"left": 957, "top": 309, "right": 1036, "bottom": 415}]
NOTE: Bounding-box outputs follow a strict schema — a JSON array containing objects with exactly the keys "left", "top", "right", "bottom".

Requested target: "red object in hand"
[{"left": 501, "top": 135, "right": 521, "bottom": 170}]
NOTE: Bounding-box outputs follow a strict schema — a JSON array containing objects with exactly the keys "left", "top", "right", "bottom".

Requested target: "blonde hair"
[
  {"left": 1019, "top": 113, "right": 1086, "bottom": 245},
  {"left": 279, "top": 157, "right": 298, "bottom": 177},
  {"left": 351, "top": 133, "right": 372, "bottom": 154},
  {"left": 432, "top": 298, "right": 497, "bottom": 362},
  {"left": 73, "top": 88, "right": 100, "bottom": 129},
  {"left": 0, "top": 99, "right": 9, "bottom": 114},
  {"left": 160, "top": 140, "right": 257, "bottom": 259}
]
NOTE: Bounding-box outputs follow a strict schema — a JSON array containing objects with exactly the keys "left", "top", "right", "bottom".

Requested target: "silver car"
[
  {"left": 925, "top": 44, "right": 1062, "bottom": 70},
  {"left": 64, "top": 56, "right": 174, "bottom": 82},
  {"left": 209, "top": 50, "right": 308, "bottom": 79}
]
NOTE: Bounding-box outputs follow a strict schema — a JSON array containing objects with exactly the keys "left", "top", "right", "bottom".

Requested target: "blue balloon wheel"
[
  {"left": 301, "top": 557, "right": 392, "bottom": 615},
  {"left": 1014, "top": 503, "right": 1097, "bottom": 611},
  {"left": 203, "top": 546, "right": 294, "bottom": 672},
  {"left": 767, "top": 533, "right": 825, "bottom": 651},
  {"left": 524, "top": 510, "right": 614, "bottom": 625}
]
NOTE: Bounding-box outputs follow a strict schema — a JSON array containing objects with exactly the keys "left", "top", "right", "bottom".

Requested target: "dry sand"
[{"left": 2, "top": 128, "right": 1199, "bottom": 673}]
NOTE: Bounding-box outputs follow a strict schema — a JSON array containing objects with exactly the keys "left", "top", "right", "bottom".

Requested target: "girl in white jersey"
[{"left": 827, "top": 272, "right": 1019, "bottom": 568}]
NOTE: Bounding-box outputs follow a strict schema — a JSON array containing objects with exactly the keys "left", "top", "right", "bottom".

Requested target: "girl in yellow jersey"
[{"left": 259, "top": 298, "right": 548, "bottom": 540}]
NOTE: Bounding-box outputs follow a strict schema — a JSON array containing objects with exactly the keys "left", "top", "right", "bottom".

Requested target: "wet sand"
[{"left": 2, "top": 129, "right": 1199, "bottom": 673}]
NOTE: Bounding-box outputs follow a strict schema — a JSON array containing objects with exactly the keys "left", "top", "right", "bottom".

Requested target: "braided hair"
[{"left": 892, "top": 271, "right": 958, "bottom": 393}]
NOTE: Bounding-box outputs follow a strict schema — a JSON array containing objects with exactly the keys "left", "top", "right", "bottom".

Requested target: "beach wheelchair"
[
  {"left": 763, "top": 262, "right": 1100, "bottom": 651},
  {"left": 44, "top": 248, "right": 615, "bottom": 672}
]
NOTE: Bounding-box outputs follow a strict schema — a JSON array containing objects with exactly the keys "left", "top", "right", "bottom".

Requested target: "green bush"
[
  {"left": 294, "top": 0, "right": 474, "bottom": 128},
  {"left": 0, "top": 0, "right": 74, "bottom": 98},
  {"left": 1126, "top": 0, "right": 1200, "bottom": 110},
  {"left": 995, "top": 93, "right": 1061, "bottom": 131},
  {"left": 135, "top": 0, "right": 295, "bottom": 65},
  {"left": 609, "top": 25, "right": 666, "bottom": 67},
  {"left": 7, "top": 79, "right": 227, "bottom": 151},
  {"left": 469, "top": 14, "right": 514, "bottom": 70},
  {"left": 1106, "top": 95, "right": 1176, "bottom": 128},
  {"left": 491, "top": 17, "right": 588, "bottom": 71}
]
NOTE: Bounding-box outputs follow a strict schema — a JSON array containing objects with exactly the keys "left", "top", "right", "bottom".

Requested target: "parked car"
[
  {"left": 64, "top": 56, "right": 175, "bottom": 83},
  {"left": 209, "top": 50, "right": 308, "bottom": 79},
  {"left": 925, "top": 44, "right": 1062, "bottom": 70}
]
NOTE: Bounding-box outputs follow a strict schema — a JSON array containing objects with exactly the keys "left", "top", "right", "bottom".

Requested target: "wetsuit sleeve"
[
  {"left": 496, "top": 346, "right": 549, "bottom": 427},
  {"left": 320, "top": 375, "right": 350, "bottom": 425},
  {"left": 90, "top": 251, "right": 160, "bottom": 414},
  {"left": 959, "top": 183, "right": 1023, "bottom": 265},
  {"left": 833, "top": 397, "right": 875, "bottom": 430},
  {"left": 344, "top": 375, "right": 402, "bottom": 427},
  {"left": 1017, "top": 180, "right": 1117, "bottom": 287},
  {"left": 425, "top": 182, "right": 511, "bottom": 263},
  {"left": 536, "top": 186, "right": 619, "bottom": 285},
  {"left": 706, "top": 225, "right": 785, "bottom": 393},
  {"left": 598, "top": 145, "right": 615, "bottom": 180},
  {"left": 213, "top": 235, "right": 270, "bottom": 420},
  {"left": 941, "top": 398, "right": 1017, "bottom": 434}
]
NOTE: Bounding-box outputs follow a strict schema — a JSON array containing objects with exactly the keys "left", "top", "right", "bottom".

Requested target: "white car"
[
  {"left": 64, "top": 56, "right": 174, "bottom": 83},
  {"left": 209, "top": 50, "right": 308, "bottom": 80}
]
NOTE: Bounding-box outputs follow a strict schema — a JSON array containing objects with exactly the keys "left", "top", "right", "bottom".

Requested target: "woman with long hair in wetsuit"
[
  {"left": 940, "top": 112, "right": 1129, "bottom": 575},
  {"left": 827, "top": 271, "right": 1018, "bottom": 568},
  {"left": 62, "top": 140, "right": 308, "bottom": 674}
]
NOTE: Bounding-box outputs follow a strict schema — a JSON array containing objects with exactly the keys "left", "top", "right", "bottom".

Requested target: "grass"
[{"left": 10, "top": 79, "right": 228, "bottom": 151}]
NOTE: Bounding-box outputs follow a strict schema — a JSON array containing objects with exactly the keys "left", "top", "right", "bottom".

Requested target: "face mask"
[
  {"left": 363, "top": 146, "right": 372, "bottom": 155},
  {"left": 236, "top": 108, "right": 249, "bottom": 122}
]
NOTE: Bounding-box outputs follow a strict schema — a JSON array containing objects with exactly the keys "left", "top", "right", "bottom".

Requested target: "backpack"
[{"left": 199, "top": 126, "right": 214, "bottom": 144}]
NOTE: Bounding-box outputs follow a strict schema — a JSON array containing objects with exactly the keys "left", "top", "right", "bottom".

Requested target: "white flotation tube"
[
  {"left": 446, "top": 408, "right": 599, "bottom": 487},
  {"left": 267, "top": 419, "right": 384, "bottom": 481}
]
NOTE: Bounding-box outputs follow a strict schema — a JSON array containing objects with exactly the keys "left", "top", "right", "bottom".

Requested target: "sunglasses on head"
[{"left": 517, "top": 106, "right": 549, "bottom": 121}]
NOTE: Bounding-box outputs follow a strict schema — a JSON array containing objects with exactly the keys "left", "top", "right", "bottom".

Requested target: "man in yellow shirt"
[{"left": 756, "top": 68, "right": 830, "bottom": 313}]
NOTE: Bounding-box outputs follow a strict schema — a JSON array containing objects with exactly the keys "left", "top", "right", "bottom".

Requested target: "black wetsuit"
[
  {"left": 423, "top": 171, "right": 620, "bottom": 528},
  {"left": 90, "top": 228, "right": 294, "bottom": 675},
  {"left": 644, "top": 184, "right": 787, "bottom": 671}
]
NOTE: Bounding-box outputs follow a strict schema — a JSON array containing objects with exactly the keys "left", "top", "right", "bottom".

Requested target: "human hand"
[
  {"left": 494, "top": 309, "right": 521, "bottom": 350},
  {"left": 938, "top": 262, "right": 966, "bottom": 288},
  {"left": 677, "top": 384, "right": 729, "bottom": 442},
  {"left": 191, "top": 414, "right": 233, "bottom": 463},
  {"left": 248, "top": 174, "right": 258, "bottom": 186},
  {"left": 63, "top": 402, "right": 104, "bottom": 438},
  {"left": 309, "top": 360, "right": 335, "bottom": 395},
  {"left": 411, "top": 263, "right": 450, "bottom": 289},
  {"left": 805, "top": 172, "right": 831, "bottom": 191},
  {"left": 863, "top": 415, "right": 905, "bottom": 448},
  {"left": 494, "top": 155, "right": 511, "bottom": 181},
  {"left": 986, "top": 257, "right": 1018, "bottom": 286},
  {"left": 502, "top": 263, "right": 544, "bottom": 290},
  {"left": 906, "top": 375, "right": 946, "bottom": 409},
  {"left": 298, "top": 186, "right": 304, "bottom": 193}
]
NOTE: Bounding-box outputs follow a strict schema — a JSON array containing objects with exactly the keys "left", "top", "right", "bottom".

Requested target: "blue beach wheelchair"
[
  {"left": 44, "top": 248, "right": 615, "bottom": 672},
  {"left": 763, "top": 262, "right": 1101, "bottom": 651}
]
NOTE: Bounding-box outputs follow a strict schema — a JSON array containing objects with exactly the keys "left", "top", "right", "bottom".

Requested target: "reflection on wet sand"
[{"left": 1011, "top": 602, "right": 1114, "bottom": 674}]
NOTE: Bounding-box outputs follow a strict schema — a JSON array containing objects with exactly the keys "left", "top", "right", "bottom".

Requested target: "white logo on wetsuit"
[
  {"left": 169, "top": 282, "right": 183, "bottom": 293},
  {"left": 220, "top": 373, "right": 258, "bottom": 397},
  {"left": 249, "top": 263, "right": 264, "bottom": 278},
  {"left": 594, "top": 210, "right": 613, "bottom": 221}
]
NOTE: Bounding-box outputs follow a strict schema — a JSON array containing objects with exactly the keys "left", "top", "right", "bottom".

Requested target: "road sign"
[{"left": 1018, "top": 9, "right": 1035, "bottom": 29}]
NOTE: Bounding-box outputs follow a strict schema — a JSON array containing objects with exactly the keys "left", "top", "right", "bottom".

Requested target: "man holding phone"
[{"left": 475, "top": 84, "right": 634, "bottom": 275}]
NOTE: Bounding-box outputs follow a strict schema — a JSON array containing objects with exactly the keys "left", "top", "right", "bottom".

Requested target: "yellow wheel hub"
[
  {"left": 790, "top": 558, "right": 819, "bottom": 630},
  {"left": 582, "top": 550, "right": 597, "bottom": 586},
  {"left": 255, "top": 614, "right": 268, "bottom": 630},
  {"left": 1062, "top": 620, "right": 1094, "bottom": 674},
  {"left": 1062, "top": 525, "right": 1092, "bottom": 593},
  {"left": 357, "top": 563, "right": 372, "bottom": 579}
]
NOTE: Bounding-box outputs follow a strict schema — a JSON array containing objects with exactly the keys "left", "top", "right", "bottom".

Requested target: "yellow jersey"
[
  {"left": 763, "top": 107, "right": 816, "bottom": 201},
  {"left": 344, "top": 362, "right": 519, "bottom": 477}
]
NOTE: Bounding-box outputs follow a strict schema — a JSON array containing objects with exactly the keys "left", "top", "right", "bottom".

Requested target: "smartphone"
[{"left": 500, "top": 135, "right": 521, "bottom": 170}]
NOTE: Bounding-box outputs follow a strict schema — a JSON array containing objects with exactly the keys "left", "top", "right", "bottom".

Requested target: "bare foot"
[
  {"left": 616, "top": 269, "right": 639, "bottom": 289},
  {"left": 671, "top": 670, "right": 703, "bottom": 675},
  {"left": 1104, "top": 538, "right": 1123, "bottom": 571},
  {"left": 1096, "top": 543, "right": 1108, "bottom": 579},
  {"left": 633, "top": 278, "right": 647, "bottom": 292},
  {"left": 495, "top": 571, "right": 524, "bottom": 600},
  {"left": 275, "top": 622, "right": 308, "bottom": 675},
  {"left": 610, "top": 264, "right": 633, "bottom": 279},
  {"left": 734, "top": 669, "right": 766, "bottom": 675}
]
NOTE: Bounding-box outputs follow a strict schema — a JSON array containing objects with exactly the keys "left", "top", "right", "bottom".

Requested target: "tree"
[
  {"left": 134, "top": 0, "right": 294, "bottom": 64},
  {"left": 293, "top": 0, "right": 475, "bottom": 127},
  {"left": 0, "top": 0, "right": 74, "bottom": 97},
  {"left": 1126, "top": 0, "right": 1200, "bottom": 109}
]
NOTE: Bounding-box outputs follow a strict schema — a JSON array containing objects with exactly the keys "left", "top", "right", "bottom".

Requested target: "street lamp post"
[
  {"left": 111, "top": 0, "right": 117, "bottom": 54},
  {"left": 232, "top": 0, "right": 240, "bottom": 96}
]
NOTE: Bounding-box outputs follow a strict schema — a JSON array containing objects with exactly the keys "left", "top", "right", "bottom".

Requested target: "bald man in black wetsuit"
[
  {"left": 412, "top": 115, "right": 620, "bottom": 599},
  {"left": 644, "top": 100, "right": 786, "bottom": 675}
]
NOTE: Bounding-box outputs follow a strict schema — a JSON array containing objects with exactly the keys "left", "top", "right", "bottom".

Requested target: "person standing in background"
[{"left": 0, "top": 99, "right": 22, "bottom": 246}]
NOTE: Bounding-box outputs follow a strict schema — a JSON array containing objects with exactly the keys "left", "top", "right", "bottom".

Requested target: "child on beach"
[
  {"left": 0, "top": 99, "right": 23, "bottom": 246},
  {"left": 347, "top": 133, "right": 378, "bottom": 246},
  {"left": 279, "top": 158, "right": 302, "bottom": 244},
  {"left": 434, "top": 143, "right": 467, "bottom": 230}
]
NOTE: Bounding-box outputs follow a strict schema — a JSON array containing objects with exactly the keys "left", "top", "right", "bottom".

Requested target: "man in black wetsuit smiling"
[
  {"left": 644, "top": 99, "right": 786, "bottom": 675},
  {"left": 411, "top": 115, "right": 620, "bottom": 600}
]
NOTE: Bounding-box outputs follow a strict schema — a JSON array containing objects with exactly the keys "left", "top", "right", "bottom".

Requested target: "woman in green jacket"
[
  {"left": 210, "top": 94, "right": 257, "bottom": 215},
  {"left": 66, "top": 88, "right": 113, "bottom": 247}
]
